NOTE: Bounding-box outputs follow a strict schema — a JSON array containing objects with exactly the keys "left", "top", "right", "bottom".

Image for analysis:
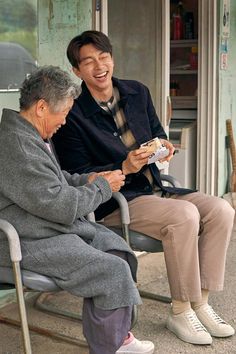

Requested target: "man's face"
[{"left": 73, "top": 44, "right": 114, "bottom": 94}]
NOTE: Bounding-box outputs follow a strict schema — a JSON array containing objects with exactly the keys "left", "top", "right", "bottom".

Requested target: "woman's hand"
[
  {"left": 88, "top": 173, "right": 99, "bottom": 184},
  {"left": 89, "top": 170, "right": 126, "bottom": 192}
]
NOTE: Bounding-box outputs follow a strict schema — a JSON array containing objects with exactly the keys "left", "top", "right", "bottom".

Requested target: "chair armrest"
[
  {"left": 160, "top": 174, "right": 182, "bottom": 188},
  {"left": 0, "top": 219, "right": 22, "bottom": 262},
  {"left": 112, "top": 192, "right": 130, "bottom": 225}
]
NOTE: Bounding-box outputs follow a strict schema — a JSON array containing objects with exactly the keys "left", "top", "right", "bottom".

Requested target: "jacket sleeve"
[
  {"left": 0, "top": 135, "right": 112, "bottom": 225},
  {"left": 144, "top": 85, "right": 168, "bottom": 140}
]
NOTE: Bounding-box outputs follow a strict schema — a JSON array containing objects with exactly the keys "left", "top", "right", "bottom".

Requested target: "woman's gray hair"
[{"left": 19, "top": 65, "right": 80, "bottom": 111}]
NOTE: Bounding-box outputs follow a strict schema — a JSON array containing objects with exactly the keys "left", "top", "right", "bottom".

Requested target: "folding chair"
[
  {"left": 0, "top": 215, "right": 138, "bottom": 353},
  {"left": 0, "top": 220, "right": 89, "bottom": 353}
]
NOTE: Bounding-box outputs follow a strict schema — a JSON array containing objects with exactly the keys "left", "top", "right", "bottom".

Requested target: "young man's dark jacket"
[{"left": 52, "top": 77, "right": 193, "bottom": 220}]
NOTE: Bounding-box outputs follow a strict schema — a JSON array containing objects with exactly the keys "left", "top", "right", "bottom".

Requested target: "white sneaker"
[
  {"left": 195, "top": 304, "right": 235, "bottom": 337},
  {"left": 116, "top": 332, "right": 154, "bottom": 354},
  {"left": 166, "top": 308, "right": 212, "bottom": 345}
]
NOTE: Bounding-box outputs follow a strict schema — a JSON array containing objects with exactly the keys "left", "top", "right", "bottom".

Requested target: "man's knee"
[
  {"left": 213, "top": 197, "right": 235, "bottom": 223},
  {"left": 170, "top": 201, "right": 200, "bottom": 229}
]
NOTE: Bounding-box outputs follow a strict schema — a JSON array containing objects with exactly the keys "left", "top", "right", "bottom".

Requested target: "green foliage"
[
  {"left": 0, "top": 0, "right": 36, "bottom": 32},
  {"left": 0, "top": 31, "right": 37, "bottom": 59},
  {"left": 0, "top": 0, "right": 37, "bottom": 58}
]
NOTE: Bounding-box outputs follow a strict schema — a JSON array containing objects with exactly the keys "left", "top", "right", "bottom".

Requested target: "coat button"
[
  {"left": 144, "top": 186, "right": 151, "bottom": 191},
  {"left": 113, "top": 132, "right": 118, "bottom": 136}
]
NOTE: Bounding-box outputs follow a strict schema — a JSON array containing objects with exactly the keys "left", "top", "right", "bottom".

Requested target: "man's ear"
[{"left": 73, "top": 67, "right": 82, "bottom": 79}]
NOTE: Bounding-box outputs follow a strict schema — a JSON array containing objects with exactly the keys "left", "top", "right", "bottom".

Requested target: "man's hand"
[
  {"left": 122, "top": 148, "right": 151, "bottom": 175},
  {"left": 159, "top": 139, "right": 175, "bottom": 162},
  {"left": 88, "top": 170, "right": 125, "bottom": 192}
]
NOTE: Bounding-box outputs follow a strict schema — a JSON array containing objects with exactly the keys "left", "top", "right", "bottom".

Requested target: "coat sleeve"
[
  {"left": 62, "top": 169, "right": 93, "bottom": 186},
  {"left": 0, "top": 135, "right": 112, "bottom": 225},
  {"left": 144, "top": 85, "right": 168, "bottom": 140}
]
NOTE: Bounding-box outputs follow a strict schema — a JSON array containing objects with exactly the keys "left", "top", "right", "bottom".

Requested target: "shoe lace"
[
  {"left": 186, "top": 311, "right": 208, "bottom": 332},
  {"left": 205, "top": 306, "right": 226, "bottom": 324}
]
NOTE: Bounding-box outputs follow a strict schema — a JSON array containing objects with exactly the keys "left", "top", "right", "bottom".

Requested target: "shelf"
[
  {"left": 170, "top": 96, "right": 197, "bottom": 109},
  {"left": 170, "top": 69, "right": 197, "bottom": 75},
  {"left": 170, "top": 39, "right": 198, "bottom": 48}
]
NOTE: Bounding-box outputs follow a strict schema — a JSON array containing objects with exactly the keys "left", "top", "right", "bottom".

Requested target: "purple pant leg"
[
  {"left": 82, "top": 250, "right": 133, "bottom": 354},
  {"left": 83, "top": 298, "right": 132, "bottom": 354}
]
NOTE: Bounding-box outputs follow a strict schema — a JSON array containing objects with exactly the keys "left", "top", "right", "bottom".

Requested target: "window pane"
[{"left": 0, "top": 0, "right": 37, "bottom": 90}]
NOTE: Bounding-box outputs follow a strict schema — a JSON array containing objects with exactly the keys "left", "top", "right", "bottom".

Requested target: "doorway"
[{"left": 98, "top": 0, "right": 218, "bottom": 194}]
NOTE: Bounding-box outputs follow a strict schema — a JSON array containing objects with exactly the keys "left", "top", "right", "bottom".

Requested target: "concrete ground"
[{"left": 0, "top": 224, "right": 236, "bottom": 354}]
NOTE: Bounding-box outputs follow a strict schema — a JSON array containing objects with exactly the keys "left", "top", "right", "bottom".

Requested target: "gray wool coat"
[{"left": 0, "top": 109, "right": 141, "bottom": 310}]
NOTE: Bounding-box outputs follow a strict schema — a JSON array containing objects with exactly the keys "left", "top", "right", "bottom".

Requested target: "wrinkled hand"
[
  {"left": 99, "top": 170, "right": 125, "bottom": 192},
  {"left": 89, "top": 170, "right": 125, "bottom": 192},
  {"left": 87, "top": 173, "right": 99, "bottom": 184},
  {"left": 159, "top": 139, "right": 175, "bottom": 162},
  {"left": 122, "top": 148, "right": 151, "bottom": 175}
]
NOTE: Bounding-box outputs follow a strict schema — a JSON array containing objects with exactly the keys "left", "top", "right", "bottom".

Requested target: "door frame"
[
  {"left": 93, "top": 0, "right": 108, "bottom": 33},
  {"left": 197, "top": 0, "right": 218, "bottom": 195}
]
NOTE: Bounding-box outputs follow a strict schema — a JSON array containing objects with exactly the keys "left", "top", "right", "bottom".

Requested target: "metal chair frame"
[
  {"left": 0, "top": 220, "right": 88, "bottom": 353},
  {"left": 0, "top": 214, "right": 137, "bottom": 353}
]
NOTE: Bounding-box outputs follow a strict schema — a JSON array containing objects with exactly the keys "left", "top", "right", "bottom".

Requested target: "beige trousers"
[{"left": 103, "top": 192, "right": 235, "bottom": 302}]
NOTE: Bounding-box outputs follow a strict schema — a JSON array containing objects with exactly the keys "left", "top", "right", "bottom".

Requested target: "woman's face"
[{"left": 42, "top": 98, "right": 74, "bottom": 139}]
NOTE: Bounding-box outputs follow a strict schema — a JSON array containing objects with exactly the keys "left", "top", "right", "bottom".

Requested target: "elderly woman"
[{"left": 0, "top": 66, "right": 154, "bottom": 354}]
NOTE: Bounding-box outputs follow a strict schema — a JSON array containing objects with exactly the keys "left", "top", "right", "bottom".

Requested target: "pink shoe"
[{"left": 116, "top": 332, "right": 155, "bottom": 354}]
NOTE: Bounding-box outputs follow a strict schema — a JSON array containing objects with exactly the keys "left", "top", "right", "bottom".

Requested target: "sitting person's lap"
[{"left": 103, "top": 192, "right": 233, "bottom": 241}]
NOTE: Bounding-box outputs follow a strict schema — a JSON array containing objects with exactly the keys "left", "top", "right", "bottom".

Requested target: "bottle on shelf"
[
  {"left": 172, "top": 1, "right": 185, "bottom": 40},
  {"left": 189, "top": 46, "right": 198, "bottom": 70},
  {"left": 184, "top": 12, "right": 194, "bottom": 39},
  {"left": 170, "top": 80, "right": 180, "bottom": 96}
]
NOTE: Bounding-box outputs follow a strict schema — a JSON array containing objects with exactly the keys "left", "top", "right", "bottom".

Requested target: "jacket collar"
[{"left": 78, "top": 77, "right": 138, "bottom": 118}]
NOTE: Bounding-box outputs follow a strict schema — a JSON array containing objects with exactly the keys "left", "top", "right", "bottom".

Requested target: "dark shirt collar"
[{"left": 78, "top": 77, "right": 138, "bottom": 118}]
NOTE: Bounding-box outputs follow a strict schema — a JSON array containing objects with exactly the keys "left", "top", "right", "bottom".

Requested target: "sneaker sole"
[
  {"left": 117, "top": 349, "right": 154, "bottom": 354},
  {"left": 166, "top": 322, "right": 213, "bottom": 345},
  {"left": 195, "top": 309, "right": 236, "bottom": 338},
  {"left": 208, "top": 328, "right": 235, "bottom": 338}
]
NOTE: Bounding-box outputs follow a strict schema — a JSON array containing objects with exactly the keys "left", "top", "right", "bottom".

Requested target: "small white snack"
[{"left": 141, "top": 137, "right": 169, "bottom": 164}]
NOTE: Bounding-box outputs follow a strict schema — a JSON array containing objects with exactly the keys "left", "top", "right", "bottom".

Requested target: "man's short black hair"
[{"left": 67, "top": 30, "right": 113, "bottom": 69}]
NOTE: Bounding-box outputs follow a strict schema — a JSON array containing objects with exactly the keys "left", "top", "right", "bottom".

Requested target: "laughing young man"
[{"left": 52, "top": 31, "right": 235, "bottom": 347}]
